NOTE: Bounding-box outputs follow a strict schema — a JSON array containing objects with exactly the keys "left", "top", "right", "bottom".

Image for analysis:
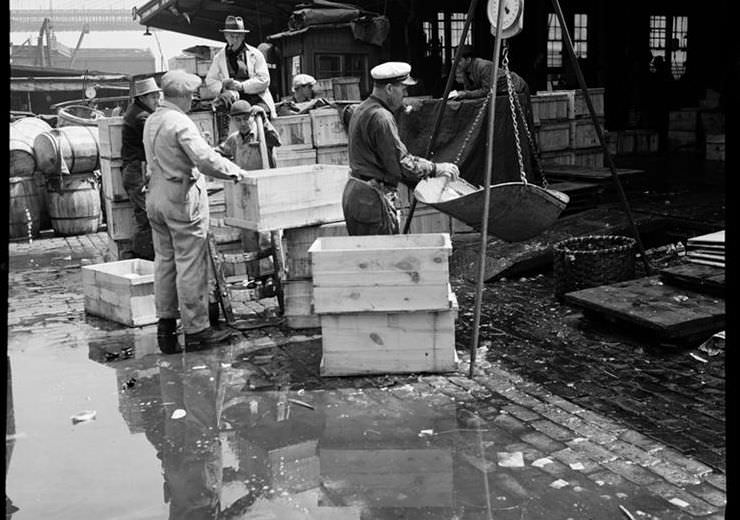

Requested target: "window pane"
[
  {"left": 316, "top": 55, "right": 342, "bottom": 79},
  {"left": 574, "top": 13, "right": 588, "bottom": 59},
  {"left": 672, "top": 16, "right": 688, "bottom": 78},
  {"left": 450, "top": 11, "right": 472, "bottom": 57},
  {"left": 547, "top": 13, "right": 562, "bottom": 68}
]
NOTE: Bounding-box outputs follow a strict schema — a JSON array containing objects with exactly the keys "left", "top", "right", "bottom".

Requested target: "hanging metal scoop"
[{"left": 414, "top": 176, "right": 569, "bottom": 242}]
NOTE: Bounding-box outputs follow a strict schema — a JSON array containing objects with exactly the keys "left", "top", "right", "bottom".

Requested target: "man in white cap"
[
  {"left": 202, "top": 15, "right": 276, "bottom": 118},
  {"left": 120, "top": 76, "right": 162, "bottom": 260},
  {"left": 143, "top": 69, "right": 248, "bottom": 353},
  {"left": 343, "top": 61, "right": 459, "bottom": 235},
  {"left": 275, "top": 73, "right": 330, "bottom": 116}
]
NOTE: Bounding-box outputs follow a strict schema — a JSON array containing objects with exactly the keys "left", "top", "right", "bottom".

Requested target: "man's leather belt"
[{"left": 351, "top": 173, "right": 396, "bottom": 189}]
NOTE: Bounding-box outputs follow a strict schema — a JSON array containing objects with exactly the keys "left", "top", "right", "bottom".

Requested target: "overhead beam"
[{"left": 11, "top": 9, "right": 140, "bottom": 32}]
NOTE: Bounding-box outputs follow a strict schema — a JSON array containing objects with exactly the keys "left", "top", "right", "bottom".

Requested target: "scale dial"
[{"left": 487, "top": 0, "right": 524, "bottom": 38}]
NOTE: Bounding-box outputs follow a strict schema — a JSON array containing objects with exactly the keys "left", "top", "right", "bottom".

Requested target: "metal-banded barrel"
[{"left": 33, "top": 126, "right": 100, "bottom": 175}]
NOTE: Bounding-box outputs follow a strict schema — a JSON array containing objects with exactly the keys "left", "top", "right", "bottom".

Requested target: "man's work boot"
[
  {"left": 208, "top": 301, "right": 220, "bottom": 328},
  {"left": 185, "top": 326, "right": 233, "bottom": 351},
  {"left": 157, "top": 318, "right": 181, "bottom": 354}
]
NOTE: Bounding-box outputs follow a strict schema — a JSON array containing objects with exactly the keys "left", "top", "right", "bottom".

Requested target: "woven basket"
[{"left": 553, "top": 235, "right": 637, "bottom": 297}]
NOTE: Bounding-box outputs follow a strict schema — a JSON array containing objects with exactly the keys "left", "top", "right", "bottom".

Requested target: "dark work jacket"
[{"left": 121, "top": 99, "right": 154, "bottom": 166}]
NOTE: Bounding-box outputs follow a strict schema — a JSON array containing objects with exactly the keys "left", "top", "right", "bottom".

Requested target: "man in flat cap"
[
  {"left": 450, "top": 44, "right": 530, "bottom": 100},
  {"left": 202, "top": 15, "right": 276, "bottom": 119},
  {"left": 120, "top": 76, "right": 162, "bottom": 260},
  {"left": 275, "top": 73, "right": 331, "bottom": 116},
  {"left": 343, "top": 61, "right": 459, "bottom": 235},
  {"left": 143, "top": 69, "right": 249, "bottom": 353}
]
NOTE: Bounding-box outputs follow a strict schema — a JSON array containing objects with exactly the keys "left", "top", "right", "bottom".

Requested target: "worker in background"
[
  {"left": 143, "top": 69, "right": 248, "bottom": 354},
  {"left": 449, "top": 44, "right": 530, "bottom": 100},
  {"left": 216, "top": 99, "right": 281, "bottom": 167},
  {"left": 120, "top": 77, "right": 161, "bottom": 261},
  {"left": 275, "top": 73, "right": 331, "bottom": 116},
  {"left": 343, "top": 61, "right": 459, "bottom": 236},
  {"left": 202, "top": 15, "right": 276, "bottom": 119}
]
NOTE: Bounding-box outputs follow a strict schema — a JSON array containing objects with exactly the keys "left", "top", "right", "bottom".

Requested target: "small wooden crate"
[
  {"left": 104, "top": 196, "right": 135, "bottom": 240},
  {"left": 398, "top": 205, "right": 452, "bottom": 234},
  {"left": 572, "top": 88, "right": 605, "bottom": 118},
  {"left": 668, "top": 109, "right": 699, "bottom": 132},
  {"left": 284, "top": 221, "right": 347, "bottom": 279},
  {"left": 97, "top": 116, "right": 124, "bottom": 159},
  {"left": 189, "top": 110, "right": 218, "bottom": 146},
  {"left": 332, "top": 77, "right": 361, "bottom": 100},
  {"left": 284, "top": 279, "right": 320, "bottom": 329},
  {"left": 309, "top": 233, "right": 452, "bottom": 314},
  {"left": 316, "top": 144, "right": 349, "bottom": 165},
  {"left": 572, "top": 147, "right": 604, "bottom": 168},
  {"left": 531, "top": 92, "right": 570, "bottom": 124},
  {"left": 82, "top": 259, "right": 156, "bottom": 327},
  {"left": 540, "top": 149, "right": 575, "bottom": 166},
  {"left": 274, "top": 146, "right": 317, "bottom": 168},
  {"left": 536, "top": 121, "right": 571, "bottom": 151},
  {"left": 705, "top": 134, "right": 725, "bottom": 161},
  {"left": 570, "top": 118, "right": 605, "bottom": 149},
  {"left": 319, "top": 292, "right": 458, "bottom": 376},
  {"left": 313, "top": 78, "right": 335, "bottom": 100},
  {"left": 100, "top": 157, "right": 128, "bottom": 201},
  {"left": 272, "top": 115, "right": 314, "bottom": 148},
  {"left": 223, "top": 164, "right": 349, "bottom": 232},
  {"left": 310, "top": 108, "right": 348, "bottom": 147}
]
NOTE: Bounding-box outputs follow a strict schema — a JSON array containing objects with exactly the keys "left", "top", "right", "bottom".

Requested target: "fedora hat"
[
  {"left": 220, "top": 15, "right": 250, "bottom": 33},
  {"left": 133, "top": 77, "right": 161, "bottom": 97}
]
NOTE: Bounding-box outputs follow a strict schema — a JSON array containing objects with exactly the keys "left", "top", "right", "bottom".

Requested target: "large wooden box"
[
  {"left": 310, "top": 108, "right": 348, "bottom": 147},
  {"left": 104, "top": 196, "right": 135, "bottom": 240},
  {"left": 285, "top": 222, "right": 348, "bottom": 279},
  {"left": 572, "top": 147, "right": 604, "bottom": 168},
  {"left": 189, "top": 110, "right": 218, "bottom": 146},
  {"left": 536, "top": 121, "right": 571, "bottom": 151},
  {"left": 284, "top": 279, "right": 320, "bottom": 329},
  {"left": 570, "top": 118, "right": 605, "bottom": 149},
  {"left": 571, "top": 88, "right": 605, "bottom": 118},
  {"left": 97, "top": 116, "right": 124, "bottom": 159},
  {"left": 398, "top": 205, "right": 452, "bottom": 234},
  {"left": 319, "top": 292, "right": 458, "bottom": 376},
  {"left": 224, "top": 164, "right": 348, "bottom": 232},
  {"left": 82, "top": 259, "right": 156, "bottom": 327},
  {"left": 274, "top": 146, "right": 317, "bottom": 168},
  {"left": 531, "top": 92, "right": 570, "bottom": 124},
  {"left": 100, "top": 157, "right": 128, "bottom": 201},
  {"left": 272, "top": 115, "right": 314, "bottom": 148},
  {"left": 310, "top": 233, "right": 452, "bottom": 314},
  {"left": 316, "top": 144, "right": 349, "bottom": 165}
]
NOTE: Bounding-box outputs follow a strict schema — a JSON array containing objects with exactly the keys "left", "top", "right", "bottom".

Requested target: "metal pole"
[
  {"left": 403, "top": 0, "right": 481, "bottom": 234},
  {"left": 469, "top": 1, "right": 506, "bottom": 379},
  {"left": 550, "top": 0, "right": 651, "bottom": 274}
]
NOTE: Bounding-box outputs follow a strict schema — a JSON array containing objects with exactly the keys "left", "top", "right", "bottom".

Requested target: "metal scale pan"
[{"left": 414, "top": 176, "right": 570, "bottom": 242}]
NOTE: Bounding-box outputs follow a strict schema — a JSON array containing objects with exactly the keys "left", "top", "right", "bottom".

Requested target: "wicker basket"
[{"left": 553, "top": 235, "right": 637, "bottom": 297}]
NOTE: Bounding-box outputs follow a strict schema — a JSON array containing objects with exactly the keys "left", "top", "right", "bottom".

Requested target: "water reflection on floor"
[{"left": 7, "top": 327, "right": 671, "bottom": 520}]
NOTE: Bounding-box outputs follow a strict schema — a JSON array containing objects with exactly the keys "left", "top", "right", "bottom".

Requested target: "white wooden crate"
[
  {"left": 319, "top": 292, "right": 458, "bottom": 376},
  {"left": 309, "top": 233, "right": 452, "bottom": 314},
  {"left": 82, "top": 259, "right": 156, "bottom": 327},
  {"left": 316, "top": 144, "right": 349, "bottom": 165},
  {"left": 223, "top": 164, "right": 349, "bottom": 232},
  {"left": 274, "top": 146, "right": 317, "bottom": 168},
  {"left": 272, "top": 115, "right": 314, "bottom": 148},
  {"left": 104, "top": 196, "right": 135, "bottom": 240},
  {"left": 100, "top": 157, "right": 128, "bottom": 201},
  {"left": 284, "top": 221, "right": 348, "bottom": 279},
  {"left": 284, "top": 279, "right": 320, "bottom": 329},
  {"left": 97, "top": 116, "right": 124, "bottom": 159},
  {"left": 309, "top": 108, "right": 348, "bottom": 147}
]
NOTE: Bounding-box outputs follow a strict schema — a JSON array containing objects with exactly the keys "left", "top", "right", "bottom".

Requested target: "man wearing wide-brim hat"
[
  {"left": 120, "top": 76, "right": 162, "bottom": 260},
  {"left": 202, "top": 15, "right": 276, "bottom": 118},
  {"left": 343, "top": 61, "right": 459, "bottom": 235}
]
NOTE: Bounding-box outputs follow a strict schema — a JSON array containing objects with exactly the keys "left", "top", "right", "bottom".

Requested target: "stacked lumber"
[
  {"left": 308, "top": 233, "right": 458, "bottom": 376},
  {"left": 686, "top": 230, "right": 725, "bottom": 268}
]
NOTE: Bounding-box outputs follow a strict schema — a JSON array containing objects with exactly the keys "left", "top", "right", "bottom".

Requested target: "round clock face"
[
  {"left": 487, "top": 0, "right": 523, "bottom": 31},
  {"left": 84, "top": 86, "right": 97, "bottom": 99}
]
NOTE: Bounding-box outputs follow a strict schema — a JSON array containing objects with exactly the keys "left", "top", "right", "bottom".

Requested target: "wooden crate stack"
[
  {"left": 272, "top": 107, "right": 350, "bottom": 169},
  {"left": 282, "top": 221, "right": 348, "bottom": 329},
  {"left": 308, "top": 233, "right": 458, "bottom": 377},
  {"left": 532, "top": 88, "right": 606, "bottom": 169}
]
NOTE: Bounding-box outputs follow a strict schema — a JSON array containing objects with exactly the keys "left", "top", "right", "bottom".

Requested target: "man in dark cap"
[
  {"left": 202, "top": 15, "right": 276, "bottom": 118},
  {"left": 120, "top": 77, "right": 161, "bottom": 260},
  {"left": 450, "top": 44, "right": 530, "bottom": 100},
  {"left": 343, "top": 61, "right": 459, "bottom": 236}
]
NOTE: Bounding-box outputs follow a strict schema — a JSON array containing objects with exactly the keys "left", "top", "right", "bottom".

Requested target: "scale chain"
[
  {"left": 453, "top": 92, "right": 491, "bottom": 168},
  {"left": 509, "top": 69, "right": 549, "bottom": 189},
  {"left": 503, "top": 44, "right": 528, "bottom": 185}
]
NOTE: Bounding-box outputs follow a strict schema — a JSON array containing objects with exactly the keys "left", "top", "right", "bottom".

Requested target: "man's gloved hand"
[{"left": 434, "top": 162, "right": 460, "bottom": 181}]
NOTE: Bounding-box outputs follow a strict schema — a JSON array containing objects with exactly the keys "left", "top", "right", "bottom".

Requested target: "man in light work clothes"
[
  {"left": 120, "top": 77, "right": 161, "bottom": 260},
  {"left": 215, "top": 100, "right": 281, "bottom": 169},
  {"left": 202, "top": 15, "right": 276, "bottom": 118},
  {"left": 143, "top": 69, "right": 247, "bottom": 353},
  {"left": 343, "top": 61, "right": 459, "bottom": 235}
]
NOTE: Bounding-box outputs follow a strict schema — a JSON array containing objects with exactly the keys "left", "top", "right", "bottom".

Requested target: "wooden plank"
[
  {"left": 543, "top": 164, "right": 643, "bottom": 181},
  {"left": 660, "top": 262, "right": 725, "bottom": 296},
  {"left": 687, "top": 230, "right": 725, "bottom": 246},
  {"left": 313, "top": 283, "right": 451, "bottom": 314},
  {"left": 564, "top": 275, "right": 725, "bottom": 340}
]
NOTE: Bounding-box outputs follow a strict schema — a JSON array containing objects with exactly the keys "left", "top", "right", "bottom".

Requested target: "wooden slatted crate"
[
  {"left": 274, "top": 146, "right": 317, "bottom": 168},
  {"left": 536, "top": 121, "right": 571, "bottom": 151},
  {"left": 309, "top": 108, "right": 348, "bottom": 147},
  {"left": 97, "top": 116, "right": 124, "bottom": 159},
  {"left": 82, "top": 259, "right": 157, "bottom": 327},
  {"left": 100, "top": 157, "right": 128, "bottom": 201},
  {"left": 189, "top": 110, "right": 218, "bottom": 146},
  {"left": 531, "top": 92, "right": 570, "bottom": 124},
  {"left": 309, "top": 233, "right": 452, "bottom": 314},
  {"left": 570, "top": 118, "right": 605, "bottom": 149},
  {"left": 284, "top": 222, "right": 348, "bottom": 279},
  {"left": 316, "top": 144, "right": 349, "bottom": 165},
  {"left": 272, "top": 115, "right": 314, "bottom": 148},
  {"left": 319, "top": 292, "right": 458, "bottom": 376},
  {"left": 104, "top": 196, "right": 135, "bottom": 240},
  {"left": 223, "top": 164, "right": 349, "bottom": 232},
  {"left": 284, "top": 279, "right": 320, "bottom": 329}
]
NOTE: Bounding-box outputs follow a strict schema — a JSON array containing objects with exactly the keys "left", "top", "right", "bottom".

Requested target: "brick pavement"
[{"left": 7, "top": 232, "right": 727, "bottom": 518}]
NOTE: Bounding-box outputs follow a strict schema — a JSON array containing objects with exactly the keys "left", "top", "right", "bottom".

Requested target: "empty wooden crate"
[
  {"left": 82, "top": 259, "right": 156, "bottom": 327},
  {"left": 319, "top": 292, "right": 458, "bottom": 376},
  {"left": 309, "top": 233, "right": 452, "bottom": 313},
  {"left": 223, "top": 164, "right": 349, "bottom": 232}
]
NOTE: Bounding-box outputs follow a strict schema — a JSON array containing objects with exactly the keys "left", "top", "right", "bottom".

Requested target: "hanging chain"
[
  {"left": 503, "top": 44, "right": 528, "bottom": 185},
  {"left": 452, "top": 92, "right": 491, "bottom": 166}
]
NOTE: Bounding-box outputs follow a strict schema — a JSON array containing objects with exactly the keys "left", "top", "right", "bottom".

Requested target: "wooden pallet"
[
  {"left": 659, "top": 262, "right": 725, "bottom": 296},
  {"left": 564, "top": 275, "right": 725, "bottom": 341}
]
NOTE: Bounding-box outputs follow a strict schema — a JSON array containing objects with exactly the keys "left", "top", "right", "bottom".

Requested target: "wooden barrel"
[
  {"left": 9, "top": 176, "right": 43, "bottom": 239},
  {"left": 33, "top": 171, "right": 51, "bottom": 231},
  {"left": 46, "top": 173, "right": 102, "bottom": 236},
  {"left": 10, "top": 117, "right": 52, "bottom": 177},
  {"left": 33, "top": 126, "right": 100, "bottom": 175}
]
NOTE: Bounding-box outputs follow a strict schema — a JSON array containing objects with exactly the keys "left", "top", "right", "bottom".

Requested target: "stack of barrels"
[{"left": 9, "top": 107, "right": 104, "bottom": 240}]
